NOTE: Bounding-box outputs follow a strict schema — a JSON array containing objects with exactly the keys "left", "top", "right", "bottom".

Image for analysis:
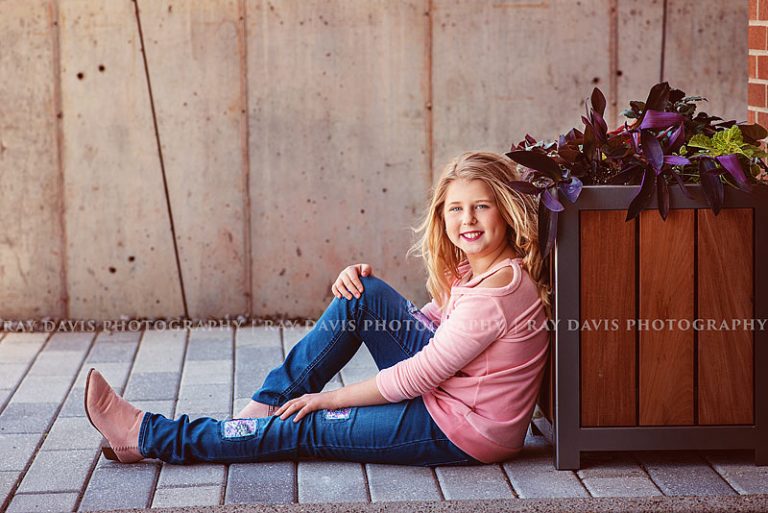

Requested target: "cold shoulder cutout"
[
  {"left": 452, "top": 257, "right": 523, "bottom": 296},
  {"left": 475, "top": 266, "right": 515, "bottom": 289}
]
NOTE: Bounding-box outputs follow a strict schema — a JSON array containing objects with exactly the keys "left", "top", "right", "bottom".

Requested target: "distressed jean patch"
[
  {"left": 406, "top": 301, "right": 437, "bottom": 332},
  {"left": 323, "top": 408, "right": 351, "bottom": 420},
  {"left": 222, "top": 418, "right": 258, "bottom": 440}
]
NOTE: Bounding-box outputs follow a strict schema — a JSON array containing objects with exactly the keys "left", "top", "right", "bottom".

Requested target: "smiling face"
[{"left": 442, "top": 178, "right": 511, "bottom": 262}]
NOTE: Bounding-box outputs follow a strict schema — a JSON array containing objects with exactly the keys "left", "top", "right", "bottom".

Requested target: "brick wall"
[
  {"left": 750, "top": 0, "right": 768, "bottom": 125},
  {"left": 749, "top": 0, "right": 768, "bottom": 184}
]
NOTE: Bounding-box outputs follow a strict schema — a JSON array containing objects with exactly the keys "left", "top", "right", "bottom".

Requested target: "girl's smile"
[{"left": 460, "top": 231, "right": 483, "bottom": 241}]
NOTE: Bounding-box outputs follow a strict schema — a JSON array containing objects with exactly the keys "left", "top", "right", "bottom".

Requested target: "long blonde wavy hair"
[{"left": 406, "top": 151, "right": 552, "bottom": 319}]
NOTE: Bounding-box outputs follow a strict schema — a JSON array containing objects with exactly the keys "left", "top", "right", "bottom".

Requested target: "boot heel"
[{"left": 102, "top": 447, "right": 118, "bottom": 461}]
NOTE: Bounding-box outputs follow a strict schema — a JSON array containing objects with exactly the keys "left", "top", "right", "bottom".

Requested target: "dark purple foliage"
[{"left": 505, "top": 82, "right": 768, "bottom": 258}]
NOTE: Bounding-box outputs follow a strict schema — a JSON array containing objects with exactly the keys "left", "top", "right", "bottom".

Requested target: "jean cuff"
[{"left": 137, "top": 411, "right": 152, "bottom": 458}]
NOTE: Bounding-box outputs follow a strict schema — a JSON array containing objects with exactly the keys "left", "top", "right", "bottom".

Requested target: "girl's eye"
[{"left": 448, "top": 204, "right": 488, "bottom": 212}]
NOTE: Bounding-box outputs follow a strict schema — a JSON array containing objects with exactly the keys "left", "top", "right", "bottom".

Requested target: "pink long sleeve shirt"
[{"left": 375, "top": 257, "right": 550, "bottom": 463}]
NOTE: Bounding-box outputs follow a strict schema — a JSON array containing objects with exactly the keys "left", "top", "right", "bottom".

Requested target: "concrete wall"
[{"left": 0, "top": 0, "right": 747, "bottom": 321}]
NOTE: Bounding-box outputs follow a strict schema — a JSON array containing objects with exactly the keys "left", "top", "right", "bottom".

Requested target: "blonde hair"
[{"left": 406, "top": 151, "right": 552, "bottom": 319}]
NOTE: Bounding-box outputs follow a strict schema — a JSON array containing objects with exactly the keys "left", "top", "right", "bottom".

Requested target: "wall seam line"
[
  {"left": 240, "top": 0, "right": 253, "bottom": 318},
  {"left": 426, "top": 0, "right": 434, "bottom": 187},
  {"left": 660, "top": 0, "right": 668, "bottom": 82},
  {"left": 52, "top": 0, "right": 69, "bottom": 319},
  {"left": 608, "top": 0, "right": 619, "bottom": 128},
  {"left": 132, "top": 0, "right": 189, "bottom": 318}
]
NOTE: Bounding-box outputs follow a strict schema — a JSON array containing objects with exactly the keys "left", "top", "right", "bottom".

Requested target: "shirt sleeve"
[
  {"left": 420, "top": 299, "right": 443, "bottom": 327},
  {"left": 376, "top": 294, "right": 507, "bottom": 402}
]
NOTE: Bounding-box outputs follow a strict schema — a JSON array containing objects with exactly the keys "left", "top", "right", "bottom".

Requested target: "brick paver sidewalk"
[{"left": 1, "top": 328, "right": 766, "bottom": 512}]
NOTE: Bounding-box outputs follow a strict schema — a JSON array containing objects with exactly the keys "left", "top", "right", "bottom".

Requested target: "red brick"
[
  {"left": 752, "top": 55, "right": 759, "bottom": 78},
  {"left": 749, "top": 110, "right": 757, "bottom": 124},
  {"left": 760, "top": 0, "right": 768, "bottom": 20},
  {"left": 749, "top": 25, "right": 767, "bottom": 49},
  {"left": 759, "top": 56, "right": 768, "bottom": 79},
  {"left": 749, "top": 83, "right": 767, "bottom": 107},
  {"left": 757, "top": 111, "right": 768, "bottom": 129},
  {"left": 752, "top": 0, "right": 758, "bottom": 19}
]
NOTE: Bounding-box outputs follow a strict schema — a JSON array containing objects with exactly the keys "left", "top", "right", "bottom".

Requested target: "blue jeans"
[{"left": 139, "top": 275, "right": 483, "bottom": 467}]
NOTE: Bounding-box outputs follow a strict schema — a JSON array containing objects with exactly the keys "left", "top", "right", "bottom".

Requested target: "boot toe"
[{"left": 85, "top": 368, "right": 145, "bottom": 464}]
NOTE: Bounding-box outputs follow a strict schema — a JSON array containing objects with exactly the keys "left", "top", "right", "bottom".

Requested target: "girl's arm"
[
  {"left": 274, "top": 376, "right": 388, "bottom": 422},
  {"left": 420, "top": 299, "right": 443, "bottom": 327},
  {"left": 331, "top": 376, "right": 388, "bottom": 408},
  {"left": 376, "top": 294, "right": 507, "bottom": 402}
]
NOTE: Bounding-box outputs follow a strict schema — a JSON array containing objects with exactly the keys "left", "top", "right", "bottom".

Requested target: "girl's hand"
[
  {"left": 274, "top": 391, "right": 339, "bottom": 423},
  {"left": 332, "top": 263, "right": 374, "bottom": 300}
]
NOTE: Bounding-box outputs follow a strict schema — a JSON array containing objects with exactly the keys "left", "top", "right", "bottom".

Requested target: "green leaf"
[
  {"left": 688, "top": 134, "right": 714, "bottom": 150},
  {"left": 710, "top": 125, "right": 742, "bottom": 152},
  {"left": 685, "top": 126, "right": 764, "bottom": 159},
  {"left": 744, "top": 146, "right": 768, "bottom": 159}
]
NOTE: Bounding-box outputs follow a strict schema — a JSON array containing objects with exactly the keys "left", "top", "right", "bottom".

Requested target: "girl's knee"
[{"left": 359, "top": 274, "right": 390, "bottom": 297}]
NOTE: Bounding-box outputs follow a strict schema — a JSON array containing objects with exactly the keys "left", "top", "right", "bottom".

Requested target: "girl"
[{"left": 84, "top": 151, "right": 552, "bottom": 467}]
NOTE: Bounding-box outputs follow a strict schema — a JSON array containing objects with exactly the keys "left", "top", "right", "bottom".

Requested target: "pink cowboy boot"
[{"left": 84, "top": 368, "right": 145, "bottom": 463}]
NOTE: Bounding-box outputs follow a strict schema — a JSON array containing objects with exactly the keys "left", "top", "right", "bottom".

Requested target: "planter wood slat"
[
  {"left": 698, "top": 208, "right": 754, "bottom": 425},
  {"left": 580, "top": 210, "right": 636, "bottom": 427},
  {"left": 639, "top": 209, "right": 695, "bottom": 426}
]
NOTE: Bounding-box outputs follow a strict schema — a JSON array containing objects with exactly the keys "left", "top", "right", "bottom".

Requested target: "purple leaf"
[
  {"left": 558, "top": 146, "right": 580, "bottom": 163},
  {"left": 716, "top": 155, "right": 752, "bottom": 192},
  {"left": 700, "top": 159, "right": 723, "bottom": 215},
  {"left": 641, "top": 131, "right": 664, "bottom": 173},
  {"left": 644, "top": 82, "right": 670, "bottom": 111},
  {"left": 739, "top": 123, "right": 768, "bottom": 143},
  {"left": 669, "top": 88, "right": 686, "bottom": 104},
  {"left": 541, "top": 187, "right": 565, "bottom": 212},
  {"left": 591, "top": 110, "right": 608, "bottom": 142},
  {"left": 507, "top": 180, "right": 542, "bottom": 195},
  {"left": 591, "top": 87, "right": 607, "bottom": 117},
  {"left": 565, "top": 128, "right": 582, "bottom": 142},
  {"left": 607, "top": 164, "right": 642, "bottom": 184},
  {"left": 663, "top": 155, "right": 690, "bottom": 166},
  {"left": 537, "top": 200, "right": 558, "bottom": 259},
  {"left": 657, "top": 176, "right": 669, "bottom": 220},
  {"left": 583, "top": 124, "right": 596, "bottom": 159},
  {"left": 639, "top": 110, "right": 685, "bottom": 130},
  {"left": 668, "top": 124, "right": 686, "bottom": 152},
  {"left": 670, "top": 170, "right": 694, "bottom": 199},
  {"left": 558, "top": 176, "right": 583, "bottom": 203},
  {"left": 626, "top": 168, "right": 656, "bottom": 221},
  {"left": 505, "top": 151, "right": 561, "bottom": 181},
  {"left": 604, "top": 135, "right": 632, "bottom": 158}
]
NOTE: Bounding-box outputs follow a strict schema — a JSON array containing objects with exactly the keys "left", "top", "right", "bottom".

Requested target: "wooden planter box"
[{"left": 532, "top": 184, "right": 768, "bottom": 470}]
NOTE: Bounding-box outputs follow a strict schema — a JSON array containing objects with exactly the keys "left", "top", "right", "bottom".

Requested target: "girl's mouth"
[{"left": 461, "top": 231, "right": 483, "bottom": 241}]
